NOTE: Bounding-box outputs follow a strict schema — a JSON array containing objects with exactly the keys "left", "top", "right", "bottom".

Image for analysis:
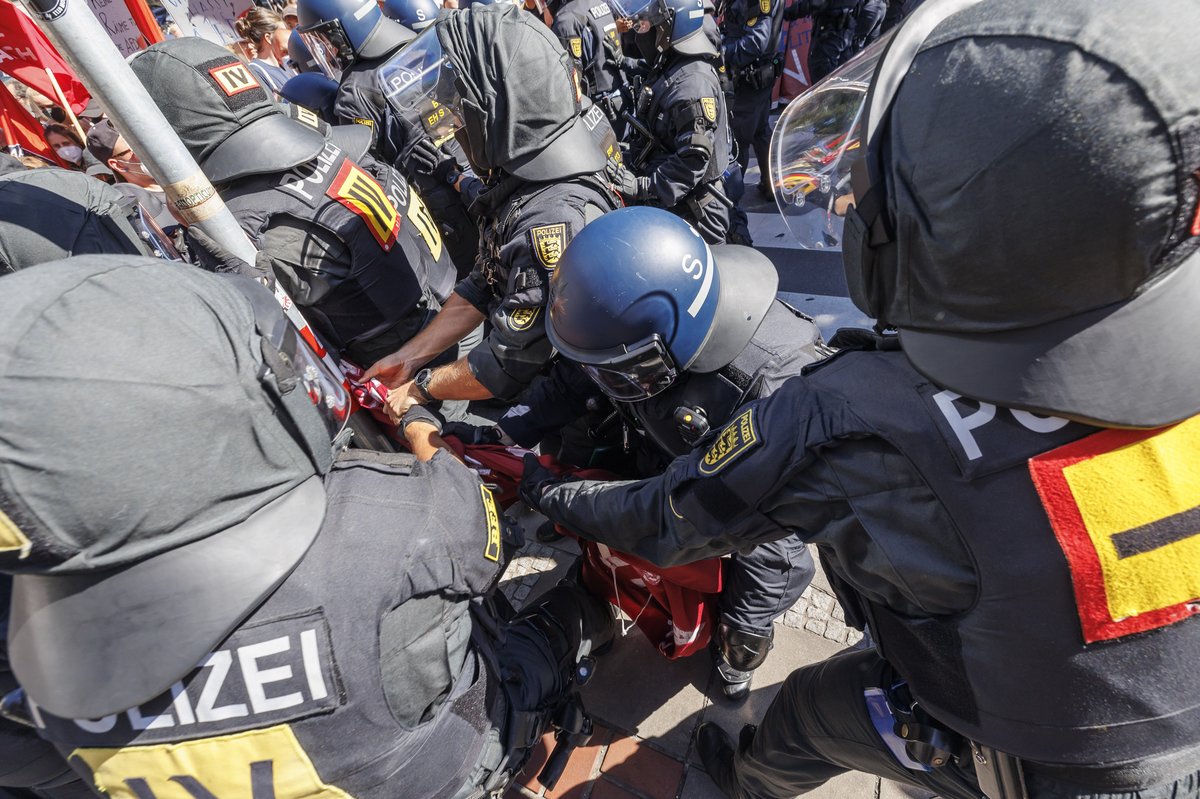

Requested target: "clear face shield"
[
  {"left": 573, "top": 335, "right": 679, "bottom": 402},
  {"left": 768, "top": 36, "right": 887, "bottom": 251},
  {"left": 376, "top": 24, "right": 465, "bottom": 147},
  {"left": 299, "top": 21, "right": 355, "bottom": 81},
  {"left": 610, "top": 0, "right": 667, "bottom": 35},
  {"left": 132, "top": 203, "right": 181, "bottom": 261}
]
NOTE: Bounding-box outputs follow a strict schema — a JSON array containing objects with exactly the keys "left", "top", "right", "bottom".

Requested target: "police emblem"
[
  {"left": 509, "top": 307, "right": 541, "bottom": 332},
  {"left": 531, "top": 223, "right": 568, "bottom": 268},
  {"left": 699, "top": 409, "right": 759, "bottom": 475},
  {"left": 1029, "top": 415, "right": 1200, "bottom": 643},
  {"left": 759, "top": 0, "right": 770, "bottom": 14},
  {"left": 480, "top": 485, "right": 502, "bottom": 562},
  {"left": 570, "top": 37, "right": 583, "bottom": 58},
  {"left": 701, "top": 97, "right": 718, "bottom": 123}
]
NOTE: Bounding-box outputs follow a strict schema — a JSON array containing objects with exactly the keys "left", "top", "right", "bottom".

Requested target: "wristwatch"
[{"left": 413, "top": 368, "right": 437, "bottom": 403}]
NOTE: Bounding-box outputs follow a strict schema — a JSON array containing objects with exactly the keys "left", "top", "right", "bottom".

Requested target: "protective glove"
[
  {"left": 396, "top": 111, "right": 446, "bottom": 177},
  {"left": 606, "top": 156, "right": 651, "bottom": 203},
  {"left": 443, "top": 421, "right": 502, "bottom": 446},
  {"left": 518, "top": 453, "right": 575, "bottom": 512},
  {"left": 187, "top": 226, "right": 275, "bottom": 285}
]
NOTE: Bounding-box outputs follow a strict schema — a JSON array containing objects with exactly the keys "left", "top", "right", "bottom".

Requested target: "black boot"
[
  {"left": 714, "top": 624, "right": 773, "bottom": 701},
  {"left": 696, "top": 722, "right": 749, "bottom": 799}
]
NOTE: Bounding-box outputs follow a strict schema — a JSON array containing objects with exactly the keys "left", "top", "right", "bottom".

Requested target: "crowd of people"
[{"left": 1, "top": 0, "right": 1199, "bottom": 798}]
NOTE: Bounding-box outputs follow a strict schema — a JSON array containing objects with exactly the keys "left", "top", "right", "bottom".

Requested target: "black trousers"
[
  {"left": 731, "top": 82, "right": 774, "bottom": 182},
  {"left": 721, "top": 535, "right": 814, "bottom": 637},
  {"left": 732, "top": 648, "right": 1200, "bottom": 799}
]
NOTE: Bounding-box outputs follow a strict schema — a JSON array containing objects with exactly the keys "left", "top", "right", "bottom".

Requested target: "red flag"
[
  {"left": 0, "top": 2, "right": 90, "bottom": 113},
  {"left": 0, "top": 84, "right": 63, "bottom": 164},
  {"left": 124, "top": 0, "right": 163, "bottom": 50}
]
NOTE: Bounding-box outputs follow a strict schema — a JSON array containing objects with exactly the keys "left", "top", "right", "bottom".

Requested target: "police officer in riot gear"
[
  {"left": 130, "top": 37, "right": 457, "bottom": 369},
  {"left": 523, "top": 0, "right": 1200, "bottom": 794},
  {"left": 526, "top": 0, "right": 632, "bottom": 125},
  {"left": 499, "top": 207, "right": 826, "bottom": 699},
  {"left": 782, "top": 0, "right": 871, "bottom": 82},
  {"left": 0, "top": 255, "right": 614, "bottom": 799},
  {"left": 296, "top": 0, "right": 480, "bottom": 274},
  {"left": 605, "top": 0, "right": 738, "bottom": 244},
  {"left": 362, "top": 7, "right": 620, "bottom": 411},
  {"left": 720, "top": 0, "right": 783, "bottom": 198}
]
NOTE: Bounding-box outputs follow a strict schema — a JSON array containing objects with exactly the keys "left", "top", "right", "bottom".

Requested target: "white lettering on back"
[{"left": 238, "top": 636, "right": 304, "bottom": 714}]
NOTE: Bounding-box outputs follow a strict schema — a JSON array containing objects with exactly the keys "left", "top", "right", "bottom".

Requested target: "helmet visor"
[
  {"left": 768, "top": 36, "right": 887, "bottom": 251},
  {"left": 377, "top": 24, "right": 464, "bottom": 145},
  {"left": 232, "top": 279, "right": 352, "bottom": 443},
  {"left": 300, "top": 21, "right": 353, "bottom": 80},
  {"left": 576, "top": 336, "right": 679, "bottom": 401},
  {"left": 132, "top": 203, "right": 182, "bottom": 261},
  {"left": 610, "top": 0, "right": 655, "bottom": 21}
]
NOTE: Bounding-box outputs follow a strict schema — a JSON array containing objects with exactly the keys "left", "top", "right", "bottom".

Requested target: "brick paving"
[{"left": 496, "top": 503, "right": 880, "bottom": 799}]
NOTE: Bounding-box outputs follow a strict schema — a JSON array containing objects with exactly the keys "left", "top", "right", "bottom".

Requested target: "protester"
[
  {"left": 42, "top": 122, "right": 100, "bottom": 172},
  {"left": 235, "top": 7, "right": 295, "bottom": 100}
]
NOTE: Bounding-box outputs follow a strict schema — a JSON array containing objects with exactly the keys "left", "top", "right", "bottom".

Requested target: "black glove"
[
  {"left": 606, "top": 156, "right": 650, "bottom": 203},
  {"left": 396, "top": 111, "right": 445, "bottom": 176},
  {"left": 187, "top": 226, "right": 275, "bottom": 284},
  {"left": 518, "top": 453, "right": 575, "bottom": 512},
  {"left": 443, "top": 421, "right": 502, "bottom": 446}
]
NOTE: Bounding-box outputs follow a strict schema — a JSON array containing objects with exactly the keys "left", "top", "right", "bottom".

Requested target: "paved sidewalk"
[{"left": 497, "top": 504, "right": 928, "bottom": 799}]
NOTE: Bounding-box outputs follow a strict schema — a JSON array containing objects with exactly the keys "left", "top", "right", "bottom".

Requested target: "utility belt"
[
  {"left": 872, "top": 681, "right": 1029, "bottom": 799},
  {"left": 733, "top": 54, "right": 784, "bottom": 90}
]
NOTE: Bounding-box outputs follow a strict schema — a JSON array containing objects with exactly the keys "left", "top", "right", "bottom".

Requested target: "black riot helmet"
[
  {"left": 611, "top": 0, "right": 718, "bottom": 57},
  {"left": 0, "top": 166, "right": 160, "bottom": 273},
  {"left": 377, "top": 6, "right": 607, "bottom": 181},
  {"left": 547, "top": 207, "right": 778, "bottom": 401},
  {"left": 0, "top": 256, "right": 349, "bottom": 720},
  {"left": 778, "top": 0, "right": 1200, "bottom": 428},
  {"left": 129, "top": 37, "right": 371, "bottom": 184}
]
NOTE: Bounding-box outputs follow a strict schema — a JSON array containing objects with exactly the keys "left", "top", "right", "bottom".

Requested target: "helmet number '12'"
[{"left": 682, "top": 251, "right": 714, "bottom": 318}]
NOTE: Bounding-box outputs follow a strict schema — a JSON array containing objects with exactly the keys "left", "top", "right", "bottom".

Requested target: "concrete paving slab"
[
  {"left": 693, "top": 626, "right": 848, "bottom": 766},
  {"left": 880, "top": 780, "right": 939, "bottom": 799},
  {"left": 582, "top": 626, "right": 713, "bottom": 759}
]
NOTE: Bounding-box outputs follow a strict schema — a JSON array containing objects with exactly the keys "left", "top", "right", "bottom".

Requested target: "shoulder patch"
[
  {"left": 699, "top": 408, "right": 760, "bottom": 475},
  {"left": 508, "top": 306, "right": 541, "bottom": 332},
  {"left": 700, "top": 97, "right": 718, "bottom": 123},
  {"left": 326, "top": 159, "right": 401, "bottom": 251},
  {"left": 208, "top": 62, "right": 259, "bottom": 96},
  {"left": 480, "top": 485, "right": 502, "bottom": 562},
  {"left": 352, "top": 117, "right": 374, "bottom": 129},
  {"left": 1029, "top": 415, "right": 1200, "bottom": 644},
  {"left": 569, "top": 37, "right": 583, "bottom": 58},
  {"left": 759, "top": 0, "right": 770, "bottom": 15},
  {"left": 531, "top": 223, "right": 568, "bottom": 269}
]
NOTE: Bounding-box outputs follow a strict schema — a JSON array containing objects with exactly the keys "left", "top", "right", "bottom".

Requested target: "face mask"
[
  {"left": 55, "top": 145, "right": 83, "bottom": 163},
  {"left": 113, "top": 158, "right": 152, "bottom": 178}
]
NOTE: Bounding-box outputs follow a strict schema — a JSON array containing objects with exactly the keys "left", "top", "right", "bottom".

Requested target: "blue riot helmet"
[
  {"left": 280, "top": 72, "right": 341, "bottom": 121},
  {"left": 547, "top": 207, "right": 779, "bottom": 401},
  {"left": 611, "top": 0, "right": 717, "bottom": 57},
  {"left": 382, "top": 0, "right": 441, "bottom": 31},
  {"left": 287, "top": 29, "right": 320, "bottom": 73},
  {"left": 296, "top": 0, "right": 415, "bottom": 79}
]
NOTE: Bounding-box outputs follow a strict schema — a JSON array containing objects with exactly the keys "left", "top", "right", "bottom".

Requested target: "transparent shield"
[
  {"left": 768, "top": 35, "right": 888, "bottom": 251},
  {"left": 376, "top": 24, "right": 464, "bottom": 144}
]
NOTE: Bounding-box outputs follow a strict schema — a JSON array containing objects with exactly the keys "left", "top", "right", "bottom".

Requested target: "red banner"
[
  {"left": 0, "top": 83, "right": 63, "bottom": 164},
  {"left": 774, "top": 15, "right": 815, "bottom": 103},
  {"left": 0, "top": 2, "right": 90, "bottom": 113}
]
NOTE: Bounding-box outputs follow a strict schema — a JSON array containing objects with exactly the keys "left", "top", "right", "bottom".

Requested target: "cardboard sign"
[
  {"left": 159, "top": 0, "right": 253, "bottom": 44},
  {"left": 84, "top": 0, "right": 141, "bottom": 57}
]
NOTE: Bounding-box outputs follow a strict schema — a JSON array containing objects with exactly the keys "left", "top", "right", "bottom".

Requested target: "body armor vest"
[
  {"left": 645, "top": 56, "right": 730, "bottom": 187},
  {"left": 631, "top": 301, "right": 825, "bottom": 457},
  {"left": 223, "top": 142, "right": 454, "bottom": 356},
  {"left": 803, "top": 348, "right": 1200, "bottom": 765},
  {"left": 34, "top": 454, "right": 511, "bottom": 799}
]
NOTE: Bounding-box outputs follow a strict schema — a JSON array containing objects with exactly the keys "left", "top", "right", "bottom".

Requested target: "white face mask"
[{"left": 55, "top": 145, "right": 83, "bottom": 163}]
